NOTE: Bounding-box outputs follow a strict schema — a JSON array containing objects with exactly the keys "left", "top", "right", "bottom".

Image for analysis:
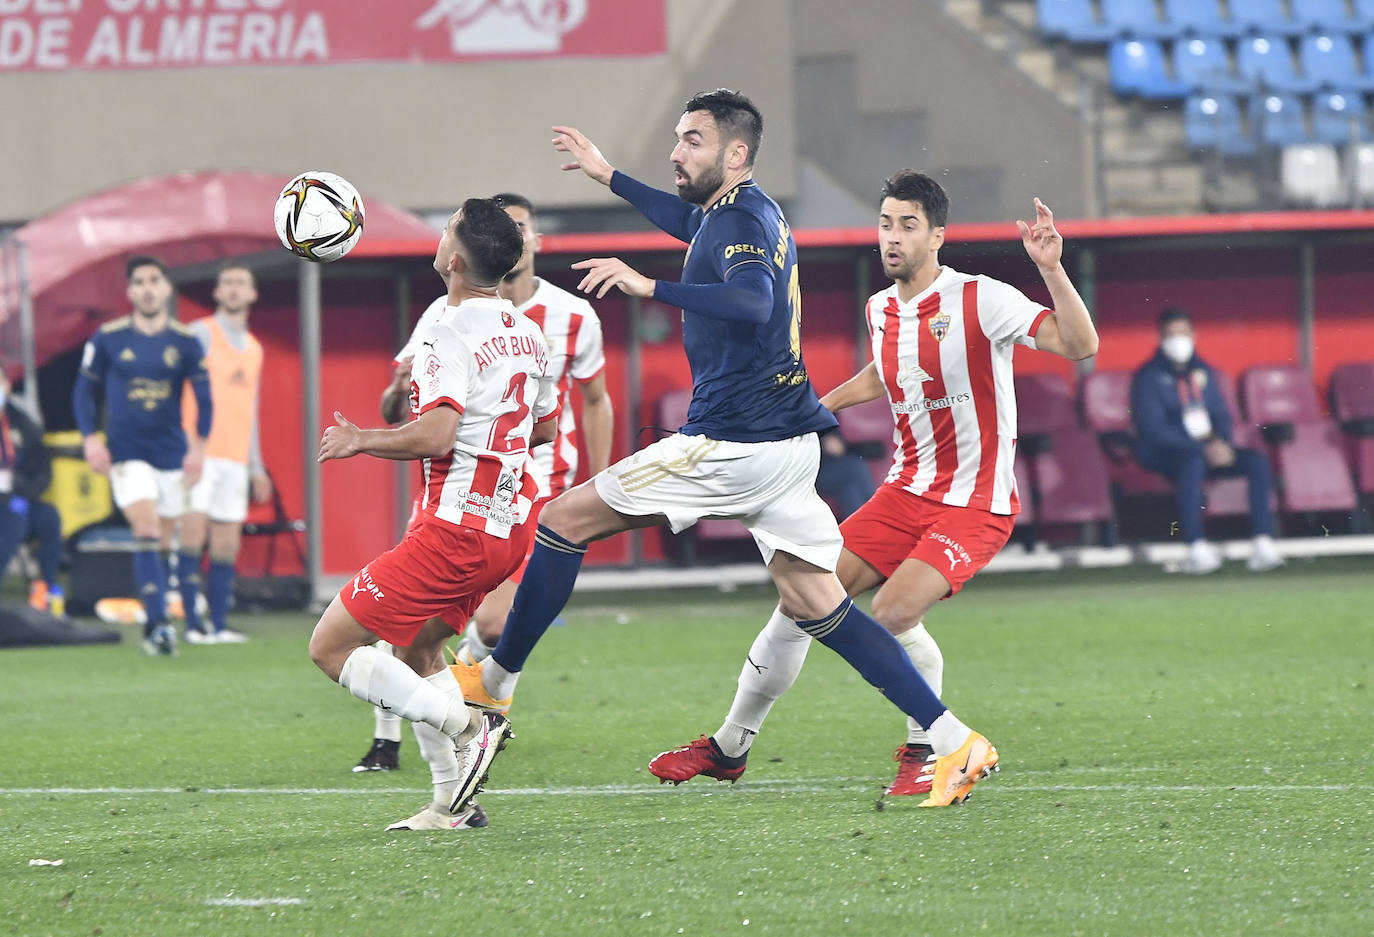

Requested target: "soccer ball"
[{"left": 274, "top": 171, "right": 365, "bottom": 263}]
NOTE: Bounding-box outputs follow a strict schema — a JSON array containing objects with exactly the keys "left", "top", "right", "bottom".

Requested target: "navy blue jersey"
[
  {"left": 611, "top": 173, "right": 836, "bottom": 443},
  {"left": 74, "top": 317, "right": 212, "bottom": 470}
]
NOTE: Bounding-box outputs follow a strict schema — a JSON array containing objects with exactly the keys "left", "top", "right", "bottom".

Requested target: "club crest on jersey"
[
  {"left": 162, "top": 345, "right": 180, "bottom": 368},
  {"left": 501, "top": 310, "right": 515, "bottom": 328},
  {"left": 927, "top": 312, "right": 952, "bottom": 342}
]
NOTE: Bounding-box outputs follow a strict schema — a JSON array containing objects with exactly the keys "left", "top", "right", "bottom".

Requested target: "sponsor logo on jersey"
[
  {"left": 119, "top": 348, "right": 136, "bottom": 362},
  {"left": 723, "top": 243, "right": 768, "bottom": 260},
  {"left": 892, "top": 392, "right": 972, "bottom": 414}
]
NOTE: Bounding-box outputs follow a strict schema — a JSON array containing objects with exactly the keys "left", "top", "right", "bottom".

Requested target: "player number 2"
[{"left": 487, "top": 372, "right": 531, "bottom": 453}]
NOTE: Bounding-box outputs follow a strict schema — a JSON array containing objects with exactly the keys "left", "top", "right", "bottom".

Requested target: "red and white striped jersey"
[
  {"left": 864, "top": 267, "right": 1051, "bottom": 515},
  {"left": 410, "top": 296, "right": 559, "bottom": 538},
  {"left": 397, "top": 280, "right": 604, "bottom": 500},
  {"left": 516, "top": 279, "right": 605, "bottom": 500}
]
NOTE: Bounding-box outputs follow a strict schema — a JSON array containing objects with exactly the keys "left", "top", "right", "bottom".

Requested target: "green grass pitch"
[{"left": 2, "top": 558, "right": 1371, "bottom": 936}]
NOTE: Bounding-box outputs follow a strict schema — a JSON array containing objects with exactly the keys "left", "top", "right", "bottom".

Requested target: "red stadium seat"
[
  {"left": 1240, "top": 365, "right": 1323, "bottom": 430},
  {"left": 1013, "top": 373, "right": 1079, "bottom": 436},
  {"left": 1273, "top": 422, "right": 1359, "bottom": 513},
  {"left": 1329, "top": 361, "right": 1374, "bottom": 497},
  {"left": 1079, "top": 369, "right": 1171, "bottom": 496},
  {"left": 1024, "top": 426, "right": 1115, "bottom": 541},
  {"left": 1240, "top": 366, "right": 1358, "bottom": 524}
]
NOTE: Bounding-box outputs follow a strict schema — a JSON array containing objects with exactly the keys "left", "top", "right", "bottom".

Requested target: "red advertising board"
[{"left": 0, "top": 0, "right": 665, "bottom": 71}]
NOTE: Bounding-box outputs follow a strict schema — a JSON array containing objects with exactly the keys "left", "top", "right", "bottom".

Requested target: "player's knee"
[{"left": 869, "top": 593, "right": 924, "bottom": 635}]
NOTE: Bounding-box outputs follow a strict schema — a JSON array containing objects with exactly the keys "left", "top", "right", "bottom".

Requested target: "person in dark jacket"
[
  {"left": 0, "top": 368, "right": 65, "bottom": 612},
  {"left": 1131, "top": 307, "right": 1282, "bottom": 574}
]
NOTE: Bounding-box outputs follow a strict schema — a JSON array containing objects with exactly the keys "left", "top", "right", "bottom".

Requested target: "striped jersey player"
[
  {"left": 309, "top": 199, "right": 557, "bottom": 828},
  {"left": 649, "top": 169, "right": 1098, "bottom": 800}
]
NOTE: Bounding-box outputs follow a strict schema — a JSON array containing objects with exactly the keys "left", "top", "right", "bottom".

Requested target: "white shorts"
[
  {"left": 187, "top": 457, "right": 251, "bottom": 523},
  {"left": 110, "top": 460, "right": 185, "bottom": 518},
  {"left": 594, "top": 432, "right": 843, "bottom": 570}
]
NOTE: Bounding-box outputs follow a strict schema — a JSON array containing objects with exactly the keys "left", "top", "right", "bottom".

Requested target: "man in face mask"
[{"left": 1130, "top": 307, "right": 1283, "bottom": 574}]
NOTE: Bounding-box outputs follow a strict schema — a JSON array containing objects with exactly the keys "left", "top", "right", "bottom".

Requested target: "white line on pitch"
[
  {"left": 204, "top": 898, "right": 303, "bottom": 907},
  {"left": 0, "top": 782, "right": 1363, "bottom": 796}
]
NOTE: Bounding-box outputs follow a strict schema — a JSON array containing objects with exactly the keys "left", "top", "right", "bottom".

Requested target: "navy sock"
[
  {"left": 133, "top": 543, "right": 167, "bottom": 639},
  {"left": 176, "top": 552, "right": 204, "bottom": 633},
  {"left": 207, "top": 560, "right": 235, "bottom": 632},
  {"left": 491, "top": 525, "right": 587, "bottom": 673},
  {"left": 797, "top": 598, "right": 948, "bottom": 730}
]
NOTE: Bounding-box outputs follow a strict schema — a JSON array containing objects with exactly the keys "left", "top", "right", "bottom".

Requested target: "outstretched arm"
[
  {"left": 318, "top": 406, "right": 460, "bottom": 463},
  {"left": 550, "top": 125, "right": 697, "bottom": 242},
  {"left": 570, "top": 257, "right": 774, "bottom": 325},
  {"left": 1017, "top": 198, "right": 1098, "bottom": 361}
]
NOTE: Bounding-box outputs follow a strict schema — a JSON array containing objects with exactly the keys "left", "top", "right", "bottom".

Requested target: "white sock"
[
  {"left": 483, "top": 656, "right": 519, "bottom": 701},
  {"left": 926, "top": 711, "right": 972, "bottom": 758},
  {"left": 373, "top": 708, "right": 403, "bottom": 742},
  {"left": 463, "top": 627, "right": 495, "bottom": 663},
  {"left": 897, "top": 624, "right": 943, "bottom": 747},
  {"left": 338, "top": 645, "right": 470, "bottom": 738},
  {"left": 714, "top": 607, "right": 812, "bottom": 757},
  {"left": 412, "top": 671, "right": 464, "bottom": 810}
]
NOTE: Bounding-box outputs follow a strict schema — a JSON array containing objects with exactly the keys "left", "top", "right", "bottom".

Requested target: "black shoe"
[{"left": 353, "top": 738, "right": 400, "bottom": 773}]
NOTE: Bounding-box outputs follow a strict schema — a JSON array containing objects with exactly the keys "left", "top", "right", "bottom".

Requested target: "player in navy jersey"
[
  {"left": 451, "top": 90, "right": 999, "bottom": 806},
  {"left": 74, "top": 256, "right": 212, "bottom": 657}
]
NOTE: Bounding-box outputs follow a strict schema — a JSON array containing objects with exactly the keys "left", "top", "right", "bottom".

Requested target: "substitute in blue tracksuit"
[{"left": 1130, "top": 307, "right": 1282, "bottom": 574}]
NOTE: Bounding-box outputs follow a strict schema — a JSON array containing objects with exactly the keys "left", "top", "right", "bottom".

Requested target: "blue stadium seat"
[
  {"left": 1291, "top": 0, "right": 1360, "bottom": 33},
  {"left": 1173, "top": 36, "right": 1248, "bottom": 91},
  {"left": 1312, "top": 91, "right": 1373, "bottom": 143},
  {"left": 1101, "top": 0, "right": 1174, "bottom": 37},
  {"left": 1109, "top": 39, "right": 1189, "bottom": 97},
  {"left": 1251, "top": 93, "right": 1309, "bottom": 146},
  {"left": 1162, "top": 0, "right": 1232, "bottom": 36},
  {"left": 1184, "top": 94, "right": 1254, "bottom": 154},
  {"left": 1299, "top": 33, "right": 1370, "bottom": 90},
  {"left": 1230, "top": 0, "right": 1301, "bottom": 35},
  {"left": 1037, "top": 0, "right": 1114, "bottom": 41},
  {"left": 1236, "top": 34, "right": 1314, "bottom": 92}
]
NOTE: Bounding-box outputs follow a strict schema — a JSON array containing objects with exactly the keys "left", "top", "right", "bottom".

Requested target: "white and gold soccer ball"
[{"left": 274, "top": 171, "right": 365, "bottom": 262}]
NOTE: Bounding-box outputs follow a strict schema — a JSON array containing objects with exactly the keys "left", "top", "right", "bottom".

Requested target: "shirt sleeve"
[
  {"left": 569, "top": 306, "right": 606, "bottom": 382},
  {"left": 78, "top": 331, "right": 109, "bottom": 382},
  {"left": 395, "top": 297, "right": 447, "bottom": 365},
  {"left": 184, "top": 335, "right": 212, "bottom": 438},
  {"left": 532, "top": 370, "right": 560, "bottom": 423},
  {"left": 974, "top": 276, "right": 1053, "bottom": 348},
  {"left": 609, "top": 171, "right": 700, "bottom": 243},
  {"left": 651, "top": 207, "right": 776, "bottom": 324},
  {"left": 412, "top": 324, "right": 471, "bottom": 416}
]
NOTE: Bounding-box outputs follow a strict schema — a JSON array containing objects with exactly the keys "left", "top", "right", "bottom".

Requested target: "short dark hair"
[
  {"left": 490, "top": 192, "right": 534, "bottom": 214},
  {"left": 1158, "top": 306, "right": 1192, "bottom": 331},
  {"left": 455, "top": 198, "right": 524, "bottom": 286},
  {"left": 880, "top": 170, "right": 949, "bottom": 229},
  {"left": 216, "top": 260, "right": 255, "bottom": 283},
  {"left": 126, "top": 255, "right": 171, "bottom": 282},
  {"left": 683, "top": 89, "right": 764, "bottom": 166}
]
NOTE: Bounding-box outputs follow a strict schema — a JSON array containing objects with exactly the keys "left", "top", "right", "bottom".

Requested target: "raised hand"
[
  {"left": 552, "top": 125, "right": 615, "bottom": 186},
  {"left": 1016, "top": 197, "right": 1064, "bottom": 271},
  {"left": 571, "top": 257, "right": 655, "bottom": 299},
  {"left": 318, "top": 411, "right": 362, "bottom": 463}
]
